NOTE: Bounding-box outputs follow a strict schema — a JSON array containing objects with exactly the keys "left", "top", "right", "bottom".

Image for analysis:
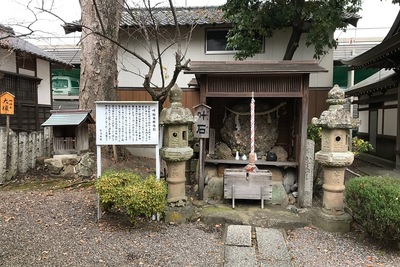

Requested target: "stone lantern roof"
[
  {"left": 159, "top": 84, "right": 195, "bottom": 125},
  {"left": 311, "top": 85, "right": 360, "bottom": 129}
]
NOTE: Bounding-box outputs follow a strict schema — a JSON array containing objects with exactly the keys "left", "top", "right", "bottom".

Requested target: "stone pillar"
[
  {"left": 166, "top": 161, "right": 187, "bottom": 202},
  {"left": 0, "top": 127, "right": 7, "bottom": 184},
  {"left": 7, "top": 130, "right": 18, "bottom": 181},
  {"left": 322, "top": 166, "right": 346, "bottom": 212},
  {"left": 18, "top": 132, "right": 29, "bottom": 174},
  {"left": 298, "top": 139, "right": 314, "bottom": 207},
  {"left": 311, "top": 85, "right": 360, "bottom": 233}
]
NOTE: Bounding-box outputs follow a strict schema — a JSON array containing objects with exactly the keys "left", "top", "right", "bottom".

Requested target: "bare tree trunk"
[
  {"left": 79, "top": 0, "right": 122, "bottom": 115},
  {"left": 79, "top": 0, "right": 122, "bottom": 151}
]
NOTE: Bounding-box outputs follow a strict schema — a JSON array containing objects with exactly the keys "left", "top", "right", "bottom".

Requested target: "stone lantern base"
[
  {"left": 313, "top": 209, "right": 352, "bottom": 233},
  {"left": 164, "top": 203, "right": 195, "bottom": 224}
]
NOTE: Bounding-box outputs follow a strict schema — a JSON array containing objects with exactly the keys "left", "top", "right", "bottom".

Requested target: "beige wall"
[
  {"left": 37, "top": 58, "right": 51, "bottom": 105},
  {"left": 117, "top": 26, "right": 333, "bottom": 89}
]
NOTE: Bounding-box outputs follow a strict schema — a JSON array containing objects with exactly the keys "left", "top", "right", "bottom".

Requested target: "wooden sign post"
[
  {"left": 0, "top": 92, "right": 15, "bottom": 166},
  {"left": 193, "top": 103, "right": 211, "bottom": 199},
  {"left": 0, "top": 91, "right": 15, "bottom": 127}
]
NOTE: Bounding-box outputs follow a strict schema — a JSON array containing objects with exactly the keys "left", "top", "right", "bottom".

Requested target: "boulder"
[{"left": 220, "top": 103, "right": 278, "bottom": 155}]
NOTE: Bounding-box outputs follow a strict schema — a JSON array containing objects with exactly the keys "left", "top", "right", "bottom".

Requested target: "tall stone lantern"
[
  {"left": 311, "top": 85, "right": 360, "bottom": 233},
  {"left": 160, "top": 84, "right": 195, "bottom": 206}
]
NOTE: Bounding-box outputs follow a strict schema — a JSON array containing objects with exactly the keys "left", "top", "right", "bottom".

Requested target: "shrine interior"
[{"left": 203, "top": 96, "right": 302, "bottom": 165}]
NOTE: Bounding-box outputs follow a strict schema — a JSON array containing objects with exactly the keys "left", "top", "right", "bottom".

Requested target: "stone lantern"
[
  {"left": 160, "top": 84, "right": 195, "bottom": 206},
  {"left": 311, "top": 84, "right": 360, "bottom": 233}
]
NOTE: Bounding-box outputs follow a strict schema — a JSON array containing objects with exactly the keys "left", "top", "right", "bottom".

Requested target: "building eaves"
[
  {"left": 185, "top": 60, "right": 327, "bottom": 75},
  {"left": 340, "top": 11, "right": 400, "bottom": 69},
  {"left": 345, "top": 69, "right": 398, "bottom": 96},
  {"left": 0, "top": 26, "right": 73, "bottom": 69}
]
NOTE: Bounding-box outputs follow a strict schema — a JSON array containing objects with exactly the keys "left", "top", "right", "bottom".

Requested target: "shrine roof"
[
  {"left": 340, "top": 11, "right": 400, "bottom": 70},
  {"left": 185, "top": 60, "right": 327, "bottom": 75},
  {"left": 42, "top": 109, "right": 95, "bottom": 127}
]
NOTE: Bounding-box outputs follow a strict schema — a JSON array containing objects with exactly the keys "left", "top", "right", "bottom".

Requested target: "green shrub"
[
  {"left": 96, "top": 170, "right": 167, "bottom": 221},
  {"left": 307, "top": 124, "right": 322, "bottom": 151},
  {"left": 346, "top": 176, "right": 400, "bottom": 245},
  {"left": 352, "top": 137, "right": 373, "bottom": 157}
]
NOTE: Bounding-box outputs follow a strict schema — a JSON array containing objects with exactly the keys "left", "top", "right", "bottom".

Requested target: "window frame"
[{"left": 204, "top": 28, "right": 265, "bottom": 55}]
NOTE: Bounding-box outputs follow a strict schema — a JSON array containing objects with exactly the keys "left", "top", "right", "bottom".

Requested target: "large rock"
[
  {"left": 269, "top": 146, "right": 288, "bottom": 161},
  {"left": 283, "top": 168, "right": 297, "bottom": 193},
  {"left": 203, "top": 176, "right": 224, "bottom": 201},
  {"left": 271, "top": 181, "right": 289, "bottom": 206},
  {"left": 78, "top": 152, "right": 95, "bottom": 178},
  {"left": 220, "top": 103, "right": 279, "bottom": 155},
  {"left": 44, "top": 158, "right": 63, "bottom": 175},
  {"left": 215, "top": 143, "right": 232, "bottom": 160}
]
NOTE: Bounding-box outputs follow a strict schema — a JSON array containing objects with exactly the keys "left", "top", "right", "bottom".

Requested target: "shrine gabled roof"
[
  {"left": 185, "top": 60, "right": 327, "bottom": 75},
  {"left": 340, "top": 11, "right": 400, "bottom": 70},
  {"left": 42, "top": 109, "right": 95, "bottom": 127},
  {"left": 345, "top": 69, "right": 398, "bottom": 96}
]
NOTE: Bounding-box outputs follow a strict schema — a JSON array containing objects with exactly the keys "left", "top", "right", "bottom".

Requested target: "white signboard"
[
  {"left": 95, "top": 101, "right": 160, "bottom": 220},
  {"left": 96, "top": 101, "right": 159, "bottom": 145}
]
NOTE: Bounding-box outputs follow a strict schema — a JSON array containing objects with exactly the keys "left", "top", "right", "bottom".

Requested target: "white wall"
[
  {"left": 117, "top": 26, "right": 333, "bottom": 89},
  {"left": 383, "top": 108, "right": 397, "bottom": 136},
  {"left": 359, "top": 110, "right": 369, "bottom": 133},
  {"left": 36, "top": 59, "right": 51, "bottom": 105}
]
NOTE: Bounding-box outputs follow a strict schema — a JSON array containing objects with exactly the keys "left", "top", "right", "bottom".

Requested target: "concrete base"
[
  {"left": 313, "top": 208, "right": 352, "bottom": 233},
  {"left": 164, "top": 203, "right": 195, "bottom": 224}
]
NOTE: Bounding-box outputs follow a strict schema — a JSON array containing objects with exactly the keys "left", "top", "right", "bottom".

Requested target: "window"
[
  {"left": 205, "top": 28, "right": 264, "bottom": 54},
  {"left": 206, "top": 29, "right": 232, "bottom": 53},
  {"left": 16, "top": 52, "right": 36, "bottom": 71}
]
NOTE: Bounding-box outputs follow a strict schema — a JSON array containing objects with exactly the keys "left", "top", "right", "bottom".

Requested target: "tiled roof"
[
  {"left": 64, "top": 6, "right": 359, "bottom": 32},
  {"left": 121, "top": 6, "right": 226, "bottom": 27},
  {"left": 0, "top": 25, "right": 73, "bottom": 68}
]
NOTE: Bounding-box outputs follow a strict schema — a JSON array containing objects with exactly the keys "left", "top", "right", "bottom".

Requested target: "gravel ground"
[
  {"left": 1, "top": 156, "right": 399, "bottom": 267},
  {"left": 0, "top": 186, "right": 224, "bottom": 267},
  {"left": 286, "top": 225, "right": 400, "bottom": 267}
]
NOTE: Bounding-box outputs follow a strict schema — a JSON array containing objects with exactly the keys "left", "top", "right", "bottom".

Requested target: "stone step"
[{"left": 223, "top": 225, "right": 293, "bottom": 267}]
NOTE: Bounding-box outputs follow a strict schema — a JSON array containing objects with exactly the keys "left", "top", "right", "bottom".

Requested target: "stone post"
[
  {"left": 18, "top": 132, "right": 29, "bottom": 174},
  {"left": 311, "top": 85, "right": 360, "bottom": 233},
  {"left": 0, "top": 127, "right": 7, "bottom": 184},
  {"left": 7, "top": 130, "right": 18, "bottom": 181},
  {"left": 159, "top": 84, "right": 195, "bottom": 223},
  {"left": 298, "top": 139, "right": 315, "bottom": 207}
]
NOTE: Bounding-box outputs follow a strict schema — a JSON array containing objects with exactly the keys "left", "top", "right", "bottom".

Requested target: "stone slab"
[
  {"left": 225, "top": 225, "right": 252, "bottom": 247},
  {"left": 260, "top": 260, "right": 293, "bottom": 267},
  {"left": 224, "top": 246, "right": 257, "bottom": 267},
  {"left": 256, "top": 228, "right": 291, "bottom": 262}
]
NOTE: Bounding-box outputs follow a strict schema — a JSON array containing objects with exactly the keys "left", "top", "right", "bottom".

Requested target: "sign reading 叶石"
[
  {"left": 95, "top": 101, "right": 159, "bottom": 145},
  {"left": 0, "top": 92, "right": 15, "bottom": 115},
  {"left": 193, "top": 103, "right": 211, "bottom": 139}
]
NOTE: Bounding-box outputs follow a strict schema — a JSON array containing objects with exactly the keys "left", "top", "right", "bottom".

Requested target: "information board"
[{"left": 95, "top": 101, "right": 159, "bottom": 145}]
